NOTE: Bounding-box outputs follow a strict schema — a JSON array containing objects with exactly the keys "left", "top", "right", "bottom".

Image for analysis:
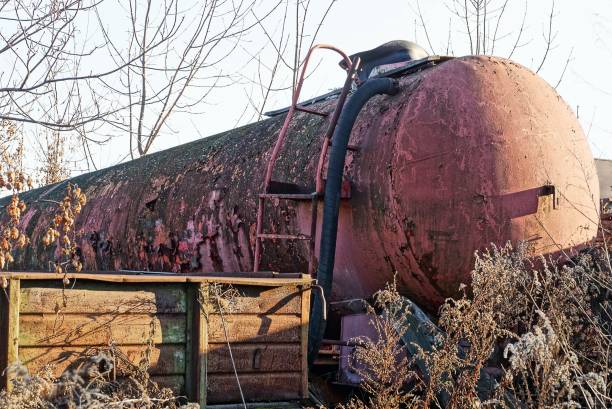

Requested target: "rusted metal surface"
[
  {"left": 0, "top": 272, "right": 311, "bottom": 405},
  {"left": 3, "top": 56, "right": 600, "bottom": 310},
  {"left": 350, "top": 55, "right": 599, "bottom": 306},
  {"left": 294, "top": 106, "right": 329, "bottom": 117},
  {"left": 338, "top": 314, "right": 372, "bottom": 384}
]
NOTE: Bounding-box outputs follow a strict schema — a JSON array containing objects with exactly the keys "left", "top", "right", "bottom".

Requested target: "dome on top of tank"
[{"left": 339, "top": 40, "right": 430, "bottom": 82}]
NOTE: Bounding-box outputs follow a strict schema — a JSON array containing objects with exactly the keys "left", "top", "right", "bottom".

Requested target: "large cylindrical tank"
[{"left": 9, "top": 56, "right": 599, "bottom": 308}]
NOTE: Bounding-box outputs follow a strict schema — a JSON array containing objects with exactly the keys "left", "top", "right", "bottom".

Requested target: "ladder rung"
[
  {"left": 260, "top": 193, "right": 316, "bottom": 200},
  {"left": 295, "top": 105, "right": 328, "bottom": 117},
  {"left": 268, "top": 180, "right": 304, "bottom": 194},
  {"left": 257, "top": 233, "right": 312, "bottom": 240}
]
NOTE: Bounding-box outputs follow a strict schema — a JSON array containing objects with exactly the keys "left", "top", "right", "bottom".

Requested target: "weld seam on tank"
[{"left": 308, "top": 77, "right": 400, "bottom": 364}]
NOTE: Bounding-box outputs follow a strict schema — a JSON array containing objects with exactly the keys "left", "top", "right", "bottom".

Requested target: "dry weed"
[
  {"left": 0, "top": 120, "right": 33, "bottom": 275},
  {"left": 0, "top": 346, "right": 196, "bottom": 409},
  {"left": 338, "top": 280, "right": 421, "bottom": 409},
  {"left": 340, "top": 243, "right": 611, "bottom": 409},
  {"left": 41, "top": 182, "right": 87, "bottom": 276}
]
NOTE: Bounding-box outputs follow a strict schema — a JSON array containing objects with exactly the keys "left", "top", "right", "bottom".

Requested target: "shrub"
[{"left": 342, "top": 243, "right": 611, "bottom": 409}]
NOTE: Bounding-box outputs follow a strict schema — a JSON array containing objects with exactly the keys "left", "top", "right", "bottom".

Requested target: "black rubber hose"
[{"left": 308, "top": 78, "right": 399, "bottom": 364}]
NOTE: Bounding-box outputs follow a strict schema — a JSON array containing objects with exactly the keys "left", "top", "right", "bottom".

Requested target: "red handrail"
[
  {"left": 261, "top": 45, "right": 352, "bottom": 193},
  {"left": 254, "top": 45, "right": 356, "bottom": 273}
]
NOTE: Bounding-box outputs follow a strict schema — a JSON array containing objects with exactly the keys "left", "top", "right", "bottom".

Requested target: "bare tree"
[
  {"left": 411, "top": 1, "right": 559, "bottom": 65},
  {"left": 409, "top": 0, "right": 575, "bottom": 89},
  {"left": 235, "top": 0, "right": 337, "bottom": 124},
  {"left": 445, "top": 0, "right": 534, "bottom": 57},
  {"left": 110, "top": 0, "right": 279, "bottom": 157},
  {"left": 0, "top": 0, "right": 280, "bottom": 161},
  {"left": 1, "top": 0, "right": 128, "bottom": 130}
]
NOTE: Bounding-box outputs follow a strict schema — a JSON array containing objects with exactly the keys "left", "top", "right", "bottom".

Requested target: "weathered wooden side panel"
[
  {"left": 150, "top": 375, "right": 186, "bottom": 395},
  {"left": 0, "top": 274, "right": 311, "bottom": 407},
  {"left": 206, "top": 373, "right": 303, "bottom": 403},
  {"left": 200, "top": 282, "right": 308, "bottom": 405},
  {"left": 210, "top": 285, "right": 302, "bottom": 315},
  {"left": 206, "top": 344, "right": 301, "bottom": 373},
  {"left": 19, "top": 314, "right": 186, "bottom": 346},
  {"left": 15, "top": 279, "right": 189, "bottom": 395},
  {"left": 207, "top": 314, "right": 301, "bottom": 343}
]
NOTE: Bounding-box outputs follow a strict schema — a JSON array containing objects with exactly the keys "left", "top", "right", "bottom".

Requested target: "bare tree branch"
[
  {"left": 0, "top": 0, "right": 281, "bottom": 157},
  {"left": 554, "top": 47, "right": 573, "bottom": 89},
  {"left": 416, "top": 0, "right": 436, "bottom": 54},
  {"left": 536, "top": 0, "right": 557, "bottom": 73}
]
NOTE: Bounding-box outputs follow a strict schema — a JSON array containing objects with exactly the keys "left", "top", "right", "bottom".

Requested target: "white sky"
[{"left": 85, "top": 0, "right": 612, "bottom": 169}]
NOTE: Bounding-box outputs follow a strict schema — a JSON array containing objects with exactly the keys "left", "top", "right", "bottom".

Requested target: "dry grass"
[
  {"left": 340, "top": 242, "right": 611, "bottom": 409},
  {"left": 0, "top": 345, "right": 196, "bottom": 409}
]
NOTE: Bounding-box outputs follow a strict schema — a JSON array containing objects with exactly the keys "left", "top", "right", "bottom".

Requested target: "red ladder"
[{"left": 253, "top": 44, "right": 360, "bottom": 274}]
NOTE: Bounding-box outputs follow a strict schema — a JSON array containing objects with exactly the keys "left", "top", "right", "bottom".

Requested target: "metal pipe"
[
  {"left": 314, "top": 58, "right": 361, "bottom": 194},
  {"left": 308, "top": 77, "right": 399, "bottom": 365}
]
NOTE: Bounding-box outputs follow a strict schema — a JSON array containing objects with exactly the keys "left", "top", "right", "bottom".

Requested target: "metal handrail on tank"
[{"left": 254, "top": 44, "right": 359, "bottom": 273}]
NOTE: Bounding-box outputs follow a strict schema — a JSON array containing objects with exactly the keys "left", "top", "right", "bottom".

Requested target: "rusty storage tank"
[{"left": 7, "top": 53, "right": 600, "bottom": 310}]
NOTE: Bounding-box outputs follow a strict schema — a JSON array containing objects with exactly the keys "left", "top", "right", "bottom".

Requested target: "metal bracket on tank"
[{"left": 540, "top": 184, "right": 558, "bottom": 209}]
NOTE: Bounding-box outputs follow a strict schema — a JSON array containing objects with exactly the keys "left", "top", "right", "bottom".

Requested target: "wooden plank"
[
  {"left": 6, "top": 278, "right": 20, "bottom": 392},
  {"left": 199, "top": 283, "right": 209, "bottom": 409},
  {"left": 182, "top": 272, "right": 303, "bottom": 280},
  {"left": 20, "top": 282, "right": 187, "bottom": 314},
  {"left": 186, "top": 282, "right": 222, "bottom": 405},
  {"left": 111, "top": 375, "right": 185, "bottom": 395},
  {"left": 106, "top": 375, "right": 186, "bottom": 396},
  {"left": 206, "top": 372, "right": 302, "bottom": 404},
  {"left": 207, "top": 314, "right": 301, "bottom": 343},
  {"left": 225, "top": 285, "right": 301, "bottom": 315},
  {"left": 299, "top": 285, "right": 311, "bottom": 398},
  {"left": 19, "top": 344, "right": 186, "bottom": 376},
  {"left": 192, "top": 276, "right": 310, "bottom": 286},
  {"left": 2, "top": 272, "right": 312, "bottom": 287},
  {"left": 207, "top": 343, "right": 301, "bottom": 373},
  {"left": 19, "top": 313, "right": 186, "bottom": 346}
]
